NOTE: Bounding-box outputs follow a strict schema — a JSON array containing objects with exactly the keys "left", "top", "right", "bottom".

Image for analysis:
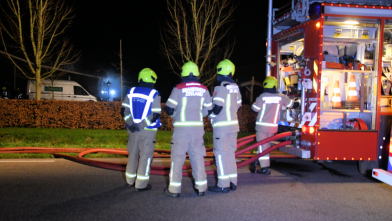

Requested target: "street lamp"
[{"left": 107, "top": 80, "right": 111, "bottom": 101}]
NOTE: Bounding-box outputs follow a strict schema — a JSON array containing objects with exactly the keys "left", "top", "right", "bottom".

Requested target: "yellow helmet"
[
  {"left": 138, "top": 68, "right": 157, "bottom": 83},
  {"left": 181, "top": 61, "right": 200, "bottom": 77},
  {"left": 217, "top": 59, "right": 235, "bottom": 76},
  {"left": 263, "top": 76, "right": 278, "bottom": 89}
]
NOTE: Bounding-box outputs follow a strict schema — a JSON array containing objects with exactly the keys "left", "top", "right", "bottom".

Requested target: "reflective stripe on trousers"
[
  {"left": 256, "top": 132, "right": 272, "bottom": 168},
  {"left": 213, "top": 132, "right": 238, "bottom": 188},
  {"left": 168, "top": 131, "right": 207, "bottom": 193},
  {"left": 126, "top": 130, "right": 156, "bottom": 189}
]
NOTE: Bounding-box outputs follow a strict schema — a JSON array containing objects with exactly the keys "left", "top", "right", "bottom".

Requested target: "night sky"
[{"left": 0, "top": 0, "right": 291, "bottom": 101}]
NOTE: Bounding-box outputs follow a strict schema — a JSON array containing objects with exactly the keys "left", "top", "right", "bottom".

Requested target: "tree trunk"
[{"left": 36, "top": 69, "right": 41, "bottom": 100}]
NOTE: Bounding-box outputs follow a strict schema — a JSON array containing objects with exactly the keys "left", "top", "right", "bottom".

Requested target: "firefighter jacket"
[
  {"left": 209, "top": 81, "right": 242, "bottom": 134},
  {"left": 252, "top": 92, "right": 293, "bottom": 133},
  {"left": 122, "top": 87, "right": 162, "bottom": 133},
  {"left": 166, "top": 81, "right": 213, "bottom": 132}
]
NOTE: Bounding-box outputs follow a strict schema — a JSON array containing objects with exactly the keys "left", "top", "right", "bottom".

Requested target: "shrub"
[{"left": 0, "top": 100, "right": 256, "bottom": 132}]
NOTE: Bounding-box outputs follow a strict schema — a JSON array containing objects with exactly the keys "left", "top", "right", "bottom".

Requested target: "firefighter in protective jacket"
[
  {"left": 121, "top": 68, "right": 162, "bottom": 191},
  {"left": 250, "top": 76, "right": 299, "bottom": 175},
  {"left": 208, "top": 59, "right": 241, "bottom": 193},
  {"left": 163, "top": 61, "right": 213, "bottom": 197}
]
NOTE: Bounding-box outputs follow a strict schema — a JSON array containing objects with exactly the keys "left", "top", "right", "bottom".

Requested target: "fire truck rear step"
[{"left": 270, "top": 141, "right": 311, "bottom": 159}]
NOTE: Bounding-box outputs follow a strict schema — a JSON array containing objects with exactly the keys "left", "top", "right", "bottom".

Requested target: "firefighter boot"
[
  {"left": 195, "top": 189, "right": 205, "bottom": 196},
  {"left": 249, "top": 160, "right": 259, "bottom": 173},
  {"left": 230, "top": 182, "right": 237, "bottom": 191},
  {"left": 135, "top": 184, "right": 152, "bottom": 192},
  {"left": 257, "top": 167, "right": 271, "bottom": 175},
  {"left": 163, "top": 188, "right": 180, "bottom": 198},
  {"left": 208, "top": 185, "right": 230, "bottom": 193}
]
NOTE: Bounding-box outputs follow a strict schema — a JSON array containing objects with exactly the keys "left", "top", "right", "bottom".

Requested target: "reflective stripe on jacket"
[
  {"left": 122, "top": 87, "right": 162, "bottom": 130},
  {"left": 252, "top": 92, "right": 293, "bottom": 133},
  {"left": 210, "top": 82, "right": 241, "bottom": 133},
  {"left": 165, "top": 82, "right": 212, "bottom": 131}
]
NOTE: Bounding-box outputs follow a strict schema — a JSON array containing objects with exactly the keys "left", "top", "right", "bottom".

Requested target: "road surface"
[{"left": 0, "top": 158, "right": 391, "bottom": 221}]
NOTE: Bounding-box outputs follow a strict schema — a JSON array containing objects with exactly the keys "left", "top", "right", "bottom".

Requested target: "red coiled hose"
[{"left": 1, "top": 132, "right": 296, "bottom": 176}]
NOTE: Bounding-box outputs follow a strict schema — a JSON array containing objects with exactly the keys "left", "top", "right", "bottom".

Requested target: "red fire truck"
[{"left": 268, "top": 0, "right": 392, "bottom": 185}]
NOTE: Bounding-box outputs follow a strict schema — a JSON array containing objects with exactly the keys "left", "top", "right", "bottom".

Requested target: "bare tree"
[
  {"left": 0, "top": 0, "right": 80, "bottom": 100},
  {"left": 161, "top": 0, "right": 235, "bottom": 88}
]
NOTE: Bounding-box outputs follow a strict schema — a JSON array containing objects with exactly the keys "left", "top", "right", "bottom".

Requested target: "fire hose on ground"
[{"left": 0, "top": 131, "right": 299, "bottom": 176}]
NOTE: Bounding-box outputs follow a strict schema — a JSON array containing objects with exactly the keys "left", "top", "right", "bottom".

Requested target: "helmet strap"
[
  {"left": 181, "top": 75, "right": 200, "bottom": 83},
  {"left": 217, "top": 74, "right": 234, "bottom": 85},
  {"left": 263, "top": 87, "right": 277, "bottom": 94},
  {"left": 139, "top": 81, "right": 155, "bottom": 88}
]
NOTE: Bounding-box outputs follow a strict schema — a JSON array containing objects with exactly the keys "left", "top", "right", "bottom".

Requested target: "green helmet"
[
  {"left": 263, "top": 76, "right": 278, "bottom": 89},
  {"left": 138, "top": 68, "right": 157, "bottom": 83},
  {"left": 217, "top": 59, "right": 235, "bottom": 76},
  {"left": 181, "top": 61, "right": 200, "bottom": 77}
]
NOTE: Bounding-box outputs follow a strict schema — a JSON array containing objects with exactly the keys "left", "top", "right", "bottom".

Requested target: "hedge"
[{"left": 0, "top": 100, "right": 257, "bottom": 132}]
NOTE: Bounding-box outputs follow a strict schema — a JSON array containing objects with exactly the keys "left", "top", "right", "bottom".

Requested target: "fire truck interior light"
[{"left": 343, "top": 20, "right": 359, "bottom": 25}]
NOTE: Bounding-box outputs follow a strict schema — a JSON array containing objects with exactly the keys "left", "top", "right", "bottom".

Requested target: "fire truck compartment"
[
  {"left": 319, "top": 109, "right": 371, "bottom": 130},
  {"left": 317, "top": 130, "right": 378, "bottom": 160}
]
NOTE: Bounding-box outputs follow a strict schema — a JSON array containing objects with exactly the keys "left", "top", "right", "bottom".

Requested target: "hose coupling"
[
  {"left": 292, "top": 130, "right": 301, "bottom": 137},
  {"left": 301, "top": 140, "right": 312, "bottom": 148}
]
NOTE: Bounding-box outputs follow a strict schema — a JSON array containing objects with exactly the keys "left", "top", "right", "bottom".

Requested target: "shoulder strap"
[{"left": 128, "top": 88, "right": 157, "bottom": 123}]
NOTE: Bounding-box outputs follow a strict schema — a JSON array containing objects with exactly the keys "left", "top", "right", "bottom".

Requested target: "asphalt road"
[{"left": 0, "top": 158, "right": 391, "bottom": 221}]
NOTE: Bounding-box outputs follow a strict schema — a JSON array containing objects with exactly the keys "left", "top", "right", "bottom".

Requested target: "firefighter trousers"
[
  {"left": 256, "top": 132, "right": 273, "bottom": 168},
  {"left": 168, "top": 131, "right": 207, "bottom": 194},
  {"left": 125, "top": 130, "right": 156, "bottom": 189},
  {"left": 213, "top": 132, "right": 238, "bottom": 188}
]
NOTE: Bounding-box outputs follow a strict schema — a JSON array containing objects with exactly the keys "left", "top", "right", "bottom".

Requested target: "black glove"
[
  {"left": 130, "top": 123, "right": 140, "bottom": 133},
  {"left": 150, "top": 113, "right": 160, "bottom": 123},
  {"left": 164, "top": 105, "right": 174, "bottom": 116},
  {"left": 212, "top": 105, "right": 223, "bottom": 115},
  {"left": 292, "top": 101, "right": 300, "bottom": 109}
]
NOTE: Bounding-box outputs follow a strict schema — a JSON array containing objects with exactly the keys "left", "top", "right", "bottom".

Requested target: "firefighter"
[
  {"left": 207, "top": 59, "right": 241, "bottom": 193},
  {"left": 121, "top": 68, "right": 162, "bottom": 191},
  {"left": 163, "top": 61, "right": 213, "bottom": 197},
  {"left": 250, "top": 76, "right": 299, "bottom": 175}
]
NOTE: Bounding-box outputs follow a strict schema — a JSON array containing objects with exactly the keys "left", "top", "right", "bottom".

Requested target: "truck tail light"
[
  {"left": 302, "top": 126, "right": 308, "bottom": 134},
  {"left": 302, "top": 126, "right": 315, "bottom": 134}
]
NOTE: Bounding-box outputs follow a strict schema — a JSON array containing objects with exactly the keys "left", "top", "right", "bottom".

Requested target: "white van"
[{"left": 27, "top": 80, "right": 97, "bottom": 101}]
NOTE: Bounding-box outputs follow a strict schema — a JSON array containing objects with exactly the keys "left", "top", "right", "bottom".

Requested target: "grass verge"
[{"left": 0, "top": 128, "right": 254, "bottom": 158}]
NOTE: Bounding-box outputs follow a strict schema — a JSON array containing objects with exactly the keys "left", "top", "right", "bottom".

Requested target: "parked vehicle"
[{"left": 26, "top": 80, "right": 97, "bottom": 101}]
